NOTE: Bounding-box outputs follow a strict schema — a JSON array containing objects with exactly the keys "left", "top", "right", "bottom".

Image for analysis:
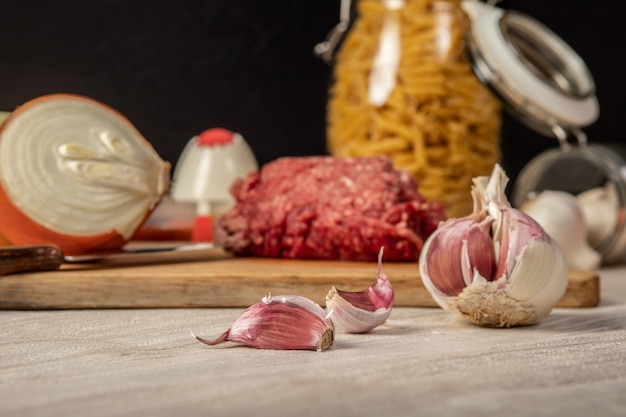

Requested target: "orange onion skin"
[{"left": 0, "top": 182, "right": 130, "bottom": 255}]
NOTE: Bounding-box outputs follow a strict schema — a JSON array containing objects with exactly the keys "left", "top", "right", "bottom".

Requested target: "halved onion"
[
  {"left": 0, "top": 94, "right": 170, "bottom": 255},
  {"left": 0, "top": 231, "right": 10, "bottom": 246}
]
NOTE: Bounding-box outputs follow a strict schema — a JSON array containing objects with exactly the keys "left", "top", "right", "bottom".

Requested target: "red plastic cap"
[
  {"left": 197, "top": 128, "right": 235, "bottom": 146},
  {"left": 191, "top": 215, "right": 213, "bottom": 242}
]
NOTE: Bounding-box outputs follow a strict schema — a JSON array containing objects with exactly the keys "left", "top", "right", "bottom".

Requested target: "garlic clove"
[
  {"left": 504, "top": 238, "right": 568, "bottom": 321},
  {"left": 493, "top": 203, "right": 551, "bottom": 280},
  {"left": 481, "top": 162, "right": 550, "bottom": 279},
  {"left": 419, "top": 214, "right": 495, "bottom": 297},
  {"left": 522, "top": 190, "right": 602, "bottom": 271},
  {"left": 419, "top": 164, "right": 569, "bottom": 327},
  {"left": 193, "top": 294, "right": 334, "bottom": 351},
  {"left": 325, "top": 247, "right": 394, "bottom": 333}
]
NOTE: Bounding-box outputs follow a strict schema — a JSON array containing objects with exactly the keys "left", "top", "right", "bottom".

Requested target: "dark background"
[{"left": 0, "top": 0, "right": 623, "bottom": 191}]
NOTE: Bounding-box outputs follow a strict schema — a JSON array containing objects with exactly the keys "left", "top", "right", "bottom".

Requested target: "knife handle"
[{"left": 0, "top": 245, "right": 64, "bottom": 276}]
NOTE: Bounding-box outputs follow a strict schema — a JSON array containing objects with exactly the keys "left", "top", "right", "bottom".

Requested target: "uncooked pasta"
[{"left": 327, "top": 0, "right": 501, "bottom": 217}]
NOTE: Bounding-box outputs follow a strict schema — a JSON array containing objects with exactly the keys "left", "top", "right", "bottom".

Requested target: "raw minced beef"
[{"left": 214, "top": 156, "right": 446, "bottom": 261}]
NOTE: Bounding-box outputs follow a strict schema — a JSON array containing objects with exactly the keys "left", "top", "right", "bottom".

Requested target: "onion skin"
[
  {"left": 0, "top": 94, "right": 170, "bottom": 255},
  {"left": 0, "top": 232, "right": 10, "bottom": 246},
  {"left": 0, "top": 185, "right": 129, "bottom": 254}
]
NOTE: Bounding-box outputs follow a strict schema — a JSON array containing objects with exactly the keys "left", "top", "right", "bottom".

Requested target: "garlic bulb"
[
  {"left": 192, "top": 294, "right": 335, "bottom": 351},
  {"left": 521, "top": 190, "right": 601, "bottom": 271},
  {"left": 325, "top": 247, "right": 394, "bottom": 333},
  {"left": 419, "top": 164, "right": 568, "bottom": 327},
  {"left": 577, "top": 182, "right": 618, "bottom": 249}
]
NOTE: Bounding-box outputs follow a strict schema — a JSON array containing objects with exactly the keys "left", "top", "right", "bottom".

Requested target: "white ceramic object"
[{"left": 170, "top": 128, "right": 258, "bottom": 241}]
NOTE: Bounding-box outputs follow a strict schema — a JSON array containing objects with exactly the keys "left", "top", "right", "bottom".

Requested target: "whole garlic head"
[
  {"left": 419, "top": 164, "right": 569, "bottom": 328},
  {"left": 521, "top": 190, "right": 602, "bottom": 271}
]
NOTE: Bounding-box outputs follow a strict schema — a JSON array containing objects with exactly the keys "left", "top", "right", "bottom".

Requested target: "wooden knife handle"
[{"left": 0, "top": 245, "right": 64, "bottom": 276}]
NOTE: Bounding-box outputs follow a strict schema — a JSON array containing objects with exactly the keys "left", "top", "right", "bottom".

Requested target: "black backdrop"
[{"left": 1, "top": 0, "right": 624, "bottom": 190}]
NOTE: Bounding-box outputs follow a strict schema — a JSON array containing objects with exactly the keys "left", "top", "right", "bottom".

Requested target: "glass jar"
[
  {"left": 513, "top": 142, "right": 626, "bottom": 264},
  {"left": 317, "top": 0, "right": 602, "bottom": 242},
  {"left": 323, "top": 0, "right": 502, "bottom": 218}
]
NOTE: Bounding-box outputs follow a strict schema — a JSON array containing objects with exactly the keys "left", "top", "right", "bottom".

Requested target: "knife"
[{"left": 0, "top": 243, "right": 215, "bottom": 276}]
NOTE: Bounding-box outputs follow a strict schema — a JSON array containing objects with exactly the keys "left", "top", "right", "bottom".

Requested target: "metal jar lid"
[{"left": 461, "top": 0, "right": 599, "bottom": 139}]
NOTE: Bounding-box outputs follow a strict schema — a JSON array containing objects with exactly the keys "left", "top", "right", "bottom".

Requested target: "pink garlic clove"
[
  {"left": 493, "top": 205, "right": 551, "bottom": 281},
  {"left": 420, "top": 213, "right": 496, "bottom": 297},
  {"left": 325, "top": 247, "right": 394, "bottom": 333},
  {"left": 192, "top": 294, "right": 334, "bottom": 351}
]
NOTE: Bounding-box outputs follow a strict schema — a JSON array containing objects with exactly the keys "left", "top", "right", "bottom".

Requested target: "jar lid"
[{"left": 461, "top": 0, "right": 599, "bottom": 137}]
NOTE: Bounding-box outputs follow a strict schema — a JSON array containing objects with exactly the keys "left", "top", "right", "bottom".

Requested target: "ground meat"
[{"left": 214, "top": 156, "right": 446, "bottom": 262}]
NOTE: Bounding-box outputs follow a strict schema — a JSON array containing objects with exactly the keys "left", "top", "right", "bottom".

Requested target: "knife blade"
[
  {"left": 63, "top": 242, "right": 215, "bottom": 262},
  {"left": 0, "top": 243, "right": 215, "bottom": 275}
]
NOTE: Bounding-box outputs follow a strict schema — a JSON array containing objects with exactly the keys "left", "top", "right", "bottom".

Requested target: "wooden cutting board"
[{"left": 0, "top": 247, "right": 599, "bottom": 310}]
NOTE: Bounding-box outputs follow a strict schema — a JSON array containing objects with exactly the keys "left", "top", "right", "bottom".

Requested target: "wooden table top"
[{"left": 1, "top": 265, "right": 624, "bottom": 417}]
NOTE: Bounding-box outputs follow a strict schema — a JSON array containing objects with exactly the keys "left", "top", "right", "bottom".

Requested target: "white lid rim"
[{"left": 462, "top": 0, "right": 599, "bottom": 132}]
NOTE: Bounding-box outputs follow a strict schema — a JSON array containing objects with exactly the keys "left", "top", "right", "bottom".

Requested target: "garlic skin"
[
  {"left": 193, "top": 294, "right": 334, "bottom": 351},
  {"left": 521, "top": 190, "right": 601, "bottom": 271},
  {"left": 419, "top": 164, "right": 569, "bottom": 328},
  {"left": 325, "top": 247, "right": 394, "bottom": 333}
]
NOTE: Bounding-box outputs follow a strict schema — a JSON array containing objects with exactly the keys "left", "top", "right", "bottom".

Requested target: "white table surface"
[{"left": 1, "top": 266, "right": 624, "bottom": 417}]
